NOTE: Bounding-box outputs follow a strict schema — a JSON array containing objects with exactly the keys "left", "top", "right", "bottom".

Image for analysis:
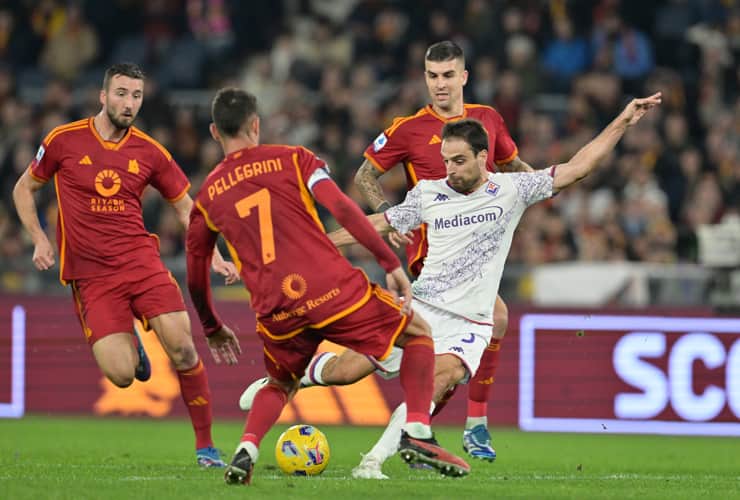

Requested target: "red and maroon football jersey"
[
  {"left": 189, "top": 145, "right": 371, "bottom": 337},
  {"left": 364, "top": 104, "right": 518, "bottom": 187},
  {"left": 363, "top": 103, "right": 518, "bottom": 274},
  {"left": 28, "top": 118, "right": 190, "bottom": 283}
]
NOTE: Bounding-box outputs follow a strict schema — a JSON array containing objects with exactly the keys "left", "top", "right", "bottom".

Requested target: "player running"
[{"left": 12, "top": 63, "right": 239, "bottom": 467}]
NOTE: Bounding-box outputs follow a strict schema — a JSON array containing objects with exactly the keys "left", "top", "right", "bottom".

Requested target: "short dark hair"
[
  {"left": 103, "top": 63, "right": 145, "bottom": 90},
  {"left": 441, "top": 119, "right": 489, "bottom": 155},
  {"left": 425, "top": 40, "right": 465, "bottom": 64},
  {"left": 211, "top": 88, "right": 258, "bottom": 137}
]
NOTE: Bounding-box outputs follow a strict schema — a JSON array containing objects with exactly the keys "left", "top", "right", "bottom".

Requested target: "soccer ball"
[{"left": 274, "top": 424, "right": 330, "bottom": 476}]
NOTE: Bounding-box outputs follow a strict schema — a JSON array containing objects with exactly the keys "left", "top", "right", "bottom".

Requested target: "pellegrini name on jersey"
[{"left": 386, "top": 171, "right": 554, "bottom": 324}]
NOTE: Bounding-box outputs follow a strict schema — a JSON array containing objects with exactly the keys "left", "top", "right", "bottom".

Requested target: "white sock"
[
  {"left": 465, "top": 416, "right": 487, "bottom": 430},
  {"left": 236, "top": 441, "right": 259, "bottom": 463},
  {"left": 404, "top": 400, "right": 435, "bottom": 439},
  {"left": 299, "top": 352, "right": 337, "bottom": 387},
  {"left": 404, "top": 421, "right": 432, "bottom": 439},
  {"left": 365, "top": 403, "right": 407, "bottom": 463},
  {"left": 364, "top": 400, "right": 436, "bottom": 465}
]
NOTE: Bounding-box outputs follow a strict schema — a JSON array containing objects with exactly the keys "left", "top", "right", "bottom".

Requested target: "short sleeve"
[
  {"left": 150, "top": 150, "right": 190, "bottom": 201},
  {"left": 363, "top": 121, "right": 410, "bottom": 172},
  {"left": 385, "top": 182, "right": 424, "bottom": 234},
  {"left": 28, "top": 140, "right": 60, "bottom": 183},
  {"left": 491, "top": 110, "right": 518, "bottom": 165},
  {"left": 511, "top": 171, "right": 554, "bottom": 206}
]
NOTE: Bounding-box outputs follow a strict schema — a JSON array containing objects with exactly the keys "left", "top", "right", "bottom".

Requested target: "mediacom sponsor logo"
[
  {"left": 433, "top": 207, "right": 503, "bottom": 230},
  {"left": 519, "top": 314, "right": 740, "bottom": 436}
]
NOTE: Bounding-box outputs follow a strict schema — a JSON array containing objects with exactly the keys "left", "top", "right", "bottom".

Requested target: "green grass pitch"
[{"left": 1, "top": 416, "right": 738, "bottom": 499}]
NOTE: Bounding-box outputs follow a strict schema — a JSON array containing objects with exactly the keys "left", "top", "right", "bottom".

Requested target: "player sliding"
[
  {"left": 240, "top": 92, "right": 662, "bottom": 479},
  {"left": 185, "top": 88, "right": 470, "bottom": 486}
]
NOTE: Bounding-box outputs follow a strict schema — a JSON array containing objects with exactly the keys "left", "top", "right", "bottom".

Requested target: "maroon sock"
[
  {"left": 399, "top": 336, "right": 435, "bottom": 425},
  {"left": 177, "top": 359, "right": 214, "bottom": 449},
  {"left": 240, "top": 383, "right": 289, "bottom": 446},
  {"left": 467, "top": 338, "right": 502, "bottom": 417}
]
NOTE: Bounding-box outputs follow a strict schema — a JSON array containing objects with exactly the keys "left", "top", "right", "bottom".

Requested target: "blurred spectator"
[
  {"left": 541, "top": 17, "right": 590, "bottom": 92},
  {"left": 187, "top": 0, "right": 234, "bottom": 57},
  {"left": 0, "top": 9, "right": 40, "bottom": 70},
  {"left": 591, "top": 8, "right": 654, "bottom": 93},
  {"left": 39, "top": 3, "right": 99, "bottom": 82},
  {"left": 505, "top": 34, "right": 540, "bottom": 98},
  {"left": 470, "top": 56, "right": 498, "bottom": 104},
  {"left": 0, "top": 0, "right": 737, "bottom": 283}
]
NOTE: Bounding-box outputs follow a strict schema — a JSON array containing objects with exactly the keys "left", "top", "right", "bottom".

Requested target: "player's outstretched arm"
[
  {"left": 552, "top": 92, "right": 662, "bottom": 193},
  {"left": 12, "top": 171, "right": 55, "bottom": 271}
]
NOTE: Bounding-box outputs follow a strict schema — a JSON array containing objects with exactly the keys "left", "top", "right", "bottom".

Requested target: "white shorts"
[{"left": 370, "top": 300, "right": 492, "bottom": 383}]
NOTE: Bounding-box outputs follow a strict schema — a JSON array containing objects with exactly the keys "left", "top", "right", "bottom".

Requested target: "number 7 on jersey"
[{"left": 235, "top": 188, "right": 275, "bottom": 264}]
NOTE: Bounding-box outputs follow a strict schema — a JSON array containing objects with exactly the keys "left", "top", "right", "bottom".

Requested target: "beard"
[
  {"left": 448, "top": 170, "right": 486, "bottom": 194},
  {"left": 107, "top": 108, "right": 135, "bottom": 130},
  {"left": 448, "top": 177, "right": 476, "bottom": 193}
]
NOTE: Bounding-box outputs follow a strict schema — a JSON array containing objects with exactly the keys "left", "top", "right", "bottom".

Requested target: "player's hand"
[
  {"left": 621, "top": 92, "right": 662, "bottom": 126},
  {"left": 206, "top": 325, "right": 241, "bottom": 365},
  {"left": 387, "top": 230, "right": 413, "bottom": 248},
  {"left": 32, "top": 236, "right": 55, "bottom": 271},
  {"left": 386, "top": 266, "right": 413, "bottom": 315},
  {"left": 211, "top": 252, "right": 240, "bottom": 285}
]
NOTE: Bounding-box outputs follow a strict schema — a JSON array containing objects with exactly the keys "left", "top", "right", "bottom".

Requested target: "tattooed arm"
[
  {"left": 354, "top": 159, "right": 392, "bottom": 212},
  {"left": 354, "top": 158, "right": 412, "bottom": 247}
]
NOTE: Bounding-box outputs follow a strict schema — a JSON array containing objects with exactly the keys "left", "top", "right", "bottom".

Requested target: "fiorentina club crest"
[{"left": 485, "top": 182, "right": 500, "bottom": 196}]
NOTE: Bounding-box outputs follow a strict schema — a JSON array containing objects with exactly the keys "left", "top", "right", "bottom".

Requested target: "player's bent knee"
[
  {"left": 433, "top": 355, "right": 467, "bottom": 397},
  {"left": 439, "top": 365, "right": 466, "bottom": 389},
  {"left": 169, "top": 343, "right": 199, "bottom": 370},
  {"left": 107, "top": 371, "right": 135, "bottom": 388}
]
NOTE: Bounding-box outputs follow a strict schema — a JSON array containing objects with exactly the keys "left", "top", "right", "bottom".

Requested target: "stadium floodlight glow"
[
  {"left": 519, "top": 314, "right": 740, "bottom": 437},
  {"left": 0, "top": 305, "right": 25, "bottom": 418}
]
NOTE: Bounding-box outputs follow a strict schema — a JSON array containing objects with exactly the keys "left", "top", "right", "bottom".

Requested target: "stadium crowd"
[{"left": 0, "top": 0, "right": 737, "bottom": 276}]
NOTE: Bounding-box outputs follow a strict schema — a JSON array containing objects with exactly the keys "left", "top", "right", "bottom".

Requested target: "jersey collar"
[
  {"left": 426, "top": 104, "right": 468, "bottom": 123},
  {"left": 88, "top": 117, "right": 132, "bottom": 150}
]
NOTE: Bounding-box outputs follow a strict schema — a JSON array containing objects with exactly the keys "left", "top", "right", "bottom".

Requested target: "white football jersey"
[{"left": 386, "top": 170, "right": 554, "bottom": 324}]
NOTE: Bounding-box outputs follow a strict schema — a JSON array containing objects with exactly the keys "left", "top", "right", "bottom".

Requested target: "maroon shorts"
[
  {"left": 258, "top": 284, "right": 410, "bottom": 382},
  {"left": 71, "top": 269, "right": 186, "bottom": 345}
]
